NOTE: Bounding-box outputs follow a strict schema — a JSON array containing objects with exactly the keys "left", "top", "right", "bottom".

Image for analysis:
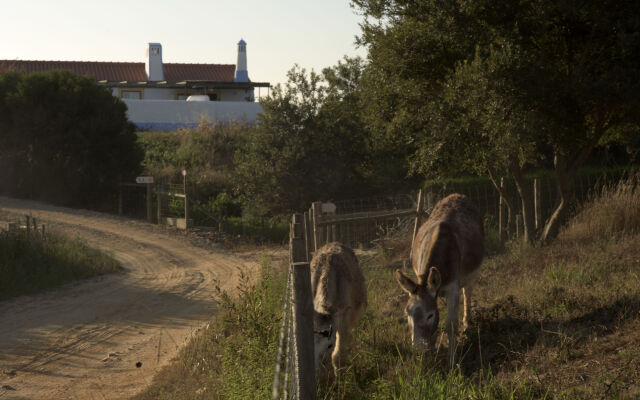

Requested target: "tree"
[
  {"left": 353, "top": 0, "right": 640, "bottom": 242},
  {"left": 234, "top": 62, "right": 373, "bottom": 217},
  {"left": 0, "top": 70, "right": 142, "bottom": 206}
]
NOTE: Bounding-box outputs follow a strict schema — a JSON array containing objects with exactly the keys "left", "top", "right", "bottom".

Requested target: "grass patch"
[
  {"left": 0, "top": 228, "right": 121, "bottom": 300},
  {"left": 133, "top": 255, "right": 286, "bottom": 400}
]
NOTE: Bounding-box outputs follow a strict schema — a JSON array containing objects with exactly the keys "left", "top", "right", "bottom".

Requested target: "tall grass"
[
  {"left": 563, "top": 173, "right": 640, "bottom": 241},
  {"left": 0, "top": 228, "right": 121, "bottom": 300}
]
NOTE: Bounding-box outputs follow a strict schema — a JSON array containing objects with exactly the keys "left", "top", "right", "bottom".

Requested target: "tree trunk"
[
  {"left": 541, "top": 125, "right": 605, "bottom": 243},
  {"left": 540, "top": 153, "right": 577, "bottom": 242},
  {"left": 509, "top": 160, "right": 536, "bottom": 244},
  {"left": 487, "top": 169, "right": 518, "bottom": 238}
]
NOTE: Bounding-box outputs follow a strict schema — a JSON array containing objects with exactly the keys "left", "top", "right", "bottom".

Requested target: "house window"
[
  {"left": 175, "top": 89, "right": 218, "bottom": 101},
  {"left": 120, "top": 89, "right": 143, "bottom": 99}
]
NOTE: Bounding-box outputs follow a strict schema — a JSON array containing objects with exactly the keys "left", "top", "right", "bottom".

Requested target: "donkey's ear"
[
  {"left": 396, "top": 269, "right": 418, "bottom": 294},
  {"left": 426, "top": 266, "right": 442, "bottom": 297}
]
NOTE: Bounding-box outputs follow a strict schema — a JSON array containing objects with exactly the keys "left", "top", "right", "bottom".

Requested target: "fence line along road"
[{"left": 272, "top": 214, "right": 316, "bottom": 400}]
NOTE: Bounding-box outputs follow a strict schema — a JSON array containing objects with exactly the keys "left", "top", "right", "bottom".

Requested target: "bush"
[
  {"left": 0, "top": 70, "right": 142, "bottom": 206},
  {"left": 137, "top": 120, "right": 250, "bottom": 198}
]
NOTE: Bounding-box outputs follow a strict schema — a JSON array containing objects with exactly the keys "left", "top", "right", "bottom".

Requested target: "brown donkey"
[
  {"left": 310, "top": 242, "right": 367, "bottom": 376},
  {"left": 396, "top": 193, "right": 484, "bottom": 366}
]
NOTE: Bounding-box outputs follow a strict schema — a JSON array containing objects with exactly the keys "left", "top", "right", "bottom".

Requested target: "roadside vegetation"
[
  {"left": 0, "top": 70, "right": 142, "bottom": 207},
  {"left": 0, "top": 224, "right": 122, "bottom": 300},
  {"left": 134, "top": 175, "right": 640, "bottom": 399},
  {"left": 132, "top": 256, "right": 285, "bottom": 400}
]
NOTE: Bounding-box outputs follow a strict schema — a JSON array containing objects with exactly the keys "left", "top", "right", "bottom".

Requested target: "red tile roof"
[
  {"left": 0, "top": 60, "right": 236, "bottom": 82},
  {"left": 164, "top": 63, "right": 235, "bottom": 82}
]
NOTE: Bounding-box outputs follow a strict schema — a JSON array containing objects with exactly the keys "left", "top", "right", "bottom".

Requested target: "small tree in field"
[{"left": 0, "top": 70, "right": 142, "bottom": 206}]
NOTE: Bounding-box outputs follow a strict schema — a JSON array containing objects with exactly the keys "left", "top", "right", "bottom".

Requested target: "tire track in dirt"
[{"left": 0, "top": 197, "right": 265, "bottom": 399}]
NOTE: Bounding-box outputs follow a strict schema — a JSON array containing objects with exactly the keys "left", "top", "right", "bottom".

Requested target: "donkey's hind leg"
[{"left": 462, "top": 286, "right": 472, "bottom": 332}]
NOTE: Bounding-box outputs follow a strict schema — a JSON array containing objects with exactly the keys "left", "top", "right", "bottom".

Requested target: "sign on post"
[{"left": 136, "top": 176, "right": 154, "bottom": 184}]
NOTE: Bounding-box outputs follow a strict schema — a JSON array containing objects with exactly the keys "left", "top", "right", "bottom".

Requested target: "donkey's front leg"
[{"left": 445, "top": 285, "right": 460, "bottom": 368}]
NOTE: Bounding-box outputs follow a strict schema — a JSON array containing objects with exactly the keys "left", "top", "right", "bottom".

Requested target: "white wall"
[{"left": 122, "top": 99, "right": 263, "bottom": 130}]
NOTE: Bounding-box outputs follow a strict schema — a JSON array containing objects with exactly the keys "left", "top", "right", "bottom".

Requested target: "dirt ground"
[{"left": 0, "top": 197, "right": 280, "bottom": 400}]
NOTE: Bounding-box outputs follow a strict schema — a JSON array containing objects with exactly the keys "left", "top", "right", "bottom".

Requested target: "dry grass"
[{"left": 563, "top": 173, "right": 640, "bottom": 241}]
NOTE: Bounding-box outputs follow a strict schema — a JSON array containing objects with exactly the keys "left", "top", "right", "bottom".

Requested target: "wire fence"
[
  {"left": 114, "top": 178, "right": 289, "bottom": 241},
  {"left": 0, "top": 214, "right": 47, "bottom": 240},
  {"left": 272, "top": 261, "right": 296, "bottom": 399},
  {"left": 117, "top": 183, "right": 149, "bottom": 220},
  {"left": 272, "top": 214, "right": 316, "bottom": 400},
  {"left": 112, "top": 169, "right": 629, "bottom": 245},
  {"left": 310, "top": 170, "right": 630, "bottom": 250}
]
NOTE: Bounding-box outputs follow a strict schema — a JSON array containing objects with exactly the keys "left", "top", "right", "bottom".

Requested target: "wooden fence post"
[
  {"left": 32, "top": 218, "right": 38, "bottom": 235},
  {"left": 311, "top": 202, "right": 322, "bottom": 252},
  {"left": 534, "top": 178, "right": 541, "bottom": 232},
  {"left": 498, "top": 177, "right": 506, "bottom": 245},
  {"left": 409, "top": 189, "right": 424, "bottom": 261},
  {"left": 146, "top": 183, "right": 153, "bottom": 223},
  {"left": 290, "top": 213, "right": 317, "bottom": 400},
  {"left": 303, "top": 211, "right": 311, "bottom": 262},
  {"left": 157, "top": 182, "right": 163, "bottom": 224},
  {"left": 184, "top": 174, "right": 190, "bottom": 229},
  {"left": 41, "top": 224, "right": 46, "bottom": 240}
]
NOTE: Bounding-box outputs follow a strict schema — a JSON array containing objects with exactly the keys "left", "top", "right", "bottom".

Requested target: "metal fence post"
[{"left": 290, "top": 213, "right": 316, "bottom": 400}]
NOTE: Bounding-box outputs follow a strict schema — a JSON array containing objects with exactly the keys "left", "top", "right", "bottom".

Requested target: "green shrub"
[{"left": 0, "top": 70, "right": 142, "bottom": 206}]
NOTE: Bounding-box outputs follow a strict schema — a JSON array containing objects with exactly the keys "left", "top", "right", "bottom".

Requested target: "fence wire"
[
  {"left": 310, "top": 170, "right": 628, "bottom": 250},
  {"left": 272, "top": 263, "right": 297, "bottom": 400}
]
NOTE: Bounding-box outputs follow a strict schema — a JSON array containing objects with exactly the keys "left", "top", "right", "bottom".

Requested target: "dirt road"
[{"left": 0, "top": 197, "right": 270, "bottom": 399}]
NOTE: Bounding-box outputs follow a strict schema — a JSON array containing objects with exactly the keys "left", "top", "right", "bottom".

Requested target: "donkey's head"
[
  {"left": 396, "top": 266, "right": 442, "bottom": 350},
  {"left": 313, "top": 311, "right": 335, "bottom": 370},
  {"left": 313, "top": 306, "right": 351, "bottom": 372}
]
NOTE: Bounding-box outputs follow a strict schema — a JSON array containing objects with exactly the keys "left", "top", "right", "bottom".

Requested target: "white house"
[{"left": 0, "top": 40, "right": 270, "bottom": 130}]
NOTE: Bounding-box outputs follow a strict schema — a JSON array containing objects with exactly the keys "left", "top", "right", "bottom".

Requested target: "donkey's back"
[
  {"left": 310, "top": 242, "right": 367, "bottom": 376},
  {"left": 412, "top": 193, "right": 484, "bottom": 288}
]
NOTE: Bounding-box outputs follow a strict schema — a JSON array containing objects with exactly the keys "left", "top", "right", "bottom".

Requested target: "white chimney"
[
  {"left": 146, "top": 43, "right": 164, "bottom": 81},
  {"left": 234, "top": 39, "right": 249, "bottom": 82}
]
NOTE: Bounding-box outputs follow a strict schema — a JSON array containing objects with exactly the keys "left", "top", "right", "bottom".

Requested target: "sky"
[{"left": 0, "top": 0, "right": 368, "bottom": 88}]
